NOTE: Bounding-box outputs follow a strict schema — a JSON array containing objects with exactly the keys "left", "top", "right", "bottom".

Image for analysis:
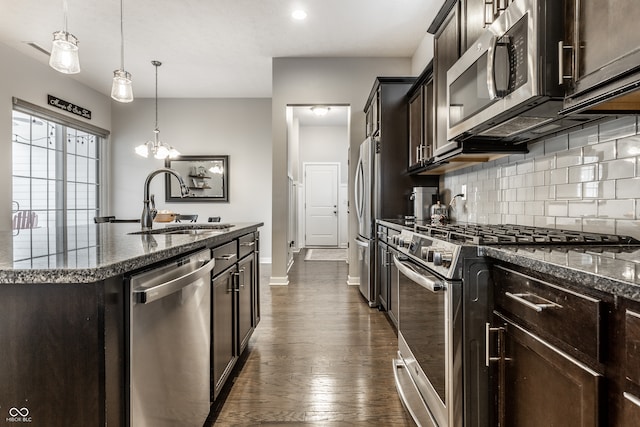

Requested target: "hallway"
[{"left": 211, "top": 252, "right": 414, "bottom": 426}]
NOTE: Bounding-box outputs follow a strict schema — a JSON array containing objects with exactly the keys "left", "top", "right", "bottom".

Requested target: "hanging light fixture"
[
  {"left": 49, "top": 0, "right": 81, "bottom": 74},
  {"left": 134, "top": 61, "right": 180, "bottom": 159},
  {"left": 111, "top": 0, "right": 133, "bottom": 102}
]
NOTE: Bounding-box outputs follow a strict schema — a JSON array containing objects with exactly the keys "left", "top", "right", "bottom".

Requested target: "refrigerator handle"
[{"left": 354, "top": 158, "right": 364, "bottom": 221}]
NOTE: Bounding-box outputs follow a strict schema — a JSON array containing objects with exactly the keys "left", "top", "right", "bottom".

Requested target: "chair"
[
  {"left": 13, "top": 210, "right": 38, "bottom": 230},
  {"left": 94, "top": 216, "right": 116, "bottom": 223},
  {"left": 175, "top": 214, "right": 198, "bottom": 223}
]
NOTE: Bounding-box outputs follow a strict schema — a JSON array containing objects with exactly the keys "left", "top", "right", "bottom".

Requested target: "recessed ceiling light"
[
  {"left": 292, "top": 10, "right": 307, "bottom": 20},
  {"left": 311, "top": 106, "right": 330, "bottom": 116}
]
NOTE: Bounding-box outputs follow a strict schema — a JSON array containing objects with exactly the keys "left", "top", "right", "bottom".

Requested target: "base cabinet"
[
  {"left": 492, "top": 312, "right": 600, "bottom": 427},
  {"left": 212, "top": 267, "right": 236, "bottom": 400},
  {"left": 211, "top": 231, "right": 259, "bottom": 401}
]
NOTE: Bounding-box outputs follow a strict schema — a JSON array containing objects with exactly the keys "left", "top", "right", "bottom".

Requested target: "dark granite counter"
[
  {"left": 377, "top": 218, "right": 640, "bottom": 302},
  {"left": 480, "top": 245, "right": 640, "bottom": 302},
  {"left": 0, "top": 222, "right": 262, "bottom": 284}
]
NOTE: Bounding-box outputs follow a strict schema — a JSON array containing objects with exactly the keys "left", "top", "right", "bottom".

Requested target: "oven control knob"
[
  {"left": 420, "top": 247, "right": 434, "bottom": 262},
  {"left": 433, "top": 251, "right": 452, "bottom": 267}
]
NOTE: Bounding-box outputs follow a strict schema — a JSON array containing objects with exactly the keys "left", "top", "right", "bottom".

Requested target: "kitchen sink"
[{"left": 128, "top": 224, "right": 234, "bottom": 235}]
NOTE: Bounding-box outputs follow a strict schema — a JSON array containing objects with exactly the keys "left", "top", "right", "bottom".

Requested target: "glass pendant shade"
[
  {"left": 49, "top": 31, "right": 80, "bottom": 74},
  {"left": 134, "top": 143, "right": 149, "bottom": 157},
  {"left": 111, "top": 69, "right": 134, "bottom": 103}
]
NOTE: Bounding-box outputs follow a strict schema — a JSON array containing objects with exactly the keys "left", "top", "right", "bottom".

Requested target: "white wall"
[
  {"left": 411, "top": 32, "right": 434, "bottom": 75},
  {"left": 0, "top": 42, "right": 112, "bottom": 231},
  {"left": 443, "top": 117, "right": 640, "bottom": 239},
  {"left": 299, "top": 125, "right": 349, "bottom": 184},
  {"left": 110, "top": 98, "right": 273, "bottom": 262},
  {"left": 271, "top": 57, "right": 412, "bottom": 285}
]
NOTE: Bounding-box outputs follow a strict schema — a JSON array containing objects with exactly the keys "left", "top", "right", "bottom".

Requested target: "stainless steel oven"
[
  {"left": 392, "top": 229, "right": 491, "bottom": 427},
  {"left": 394, "top": 254, "right": 461, "bottom": 427}
]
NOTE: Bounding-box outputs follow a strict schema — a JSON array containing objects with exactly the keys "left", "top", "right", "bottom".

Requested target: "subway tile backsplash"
[{"left": 443, "top": 117, "right": 640, "bottom": 239}]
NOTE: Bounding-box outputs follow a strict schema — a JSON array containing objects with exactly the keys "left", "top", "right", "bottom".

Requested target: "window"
[{"left": 11, "top": 101, "right": 107, "bottom": 265}]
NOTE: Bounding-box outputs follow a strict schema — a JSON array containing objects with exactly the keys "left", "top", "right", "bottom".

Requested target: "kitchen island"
[{"left": 0, "top": 221, "right": 262, "bottom": 427}]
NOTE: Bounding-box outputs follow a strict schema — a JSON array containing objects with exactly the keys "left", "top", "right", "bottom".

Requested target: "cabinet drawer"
[
  {"left": 212, "top": 241, "right": 237, "bottom": 276},
  {"left": 493, "top": 265, "right": 602, "bottom": 360},
  {"left": 625, "top": 310, "right": 640, "bottom": 385},
  {"left": 238, "top": 233, "right": 256, "bottom": 260}
]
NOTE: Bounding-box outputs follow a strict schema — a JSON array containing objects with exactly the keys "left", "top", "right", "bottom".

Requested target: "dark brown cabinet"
[
  {"left": 211, "top": 231, "right": 259, "bottom": 400},
  {"left": 492, "top": 312, "right": 601, "bottom": 427},
  {"left": 562, "top": 0, "right": 640, "bottom": 113},
  {"left": 432, "top": 2, "right": 461, "bottom": 157},
  {"left": 0, "top": 277, "right": 125, "bottom": 427},
  {"left": 462, "top": 0, "right": 511, "bottom": 51},
  {"left": 408, "top": 89, "right": 423, "bottom": 168},
  {"left": 490, "top": 264, "right": 603, "bottom": 426},
  {"left": 365, "top": 87, "right": 380, "bottom": 137},
  {"left": 212, "top": 266, "right": 235, "bottom": 399},
  {"left": 364, "top": 77, "right": 439, "bottom": 220},
  {"left": 407, "top": 68, "right": 434, "bottom": 170}
]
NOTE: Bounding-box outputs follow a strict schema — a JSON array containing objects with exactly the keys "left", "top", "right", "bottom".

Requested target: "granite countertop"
[
  {"left": 377, "top": 218, "right": 640, "bottom": 302},
  {"left": 0, "top": 222, "right": 263, "bottom": 285},
  {"left": 480, "top": 245, "right": 640, "bottom": 302}
]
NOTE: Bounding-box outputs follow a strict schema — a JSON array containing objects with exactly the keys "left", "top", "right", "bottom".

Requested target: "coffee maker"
[{"left": 410, "top": 187, "right": 438, "bottom": 222}]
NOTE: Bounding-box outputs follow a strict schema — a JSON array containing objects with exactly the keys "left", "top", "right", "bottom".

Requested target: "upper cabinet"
[
  {"left": 462, "top": 0, "right": 511, "bottom": 51},
  {"left": 365, "top": 87, "right": 380, "bottom": 137},
  {"left": 561, "top": 0, "right": 640, "bottom": 114},
  {"left": 407, "top": 63, "right": 434, "bottom": 171},
  {"left": 432, "top": 1, "right": 461, "bottom": 157}
]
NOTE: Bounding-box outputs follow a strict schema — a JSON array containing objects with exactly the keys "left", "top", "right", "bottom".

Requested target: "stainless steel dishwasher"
[{"left": 127, "top": 248, "right": 214, "bottom": 427}]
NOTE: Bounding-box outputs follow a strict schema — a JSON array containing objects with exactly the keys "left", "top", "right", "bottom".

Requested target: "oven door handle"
[{"left": 393, "top": 255, "right": 445, "bottom": 293}]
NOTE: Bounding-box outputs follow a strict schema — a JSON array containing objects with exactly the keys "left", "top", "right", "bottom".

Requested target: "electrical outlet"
[{"left": 461, "top": 185, "right": 467, "bottom": 200}]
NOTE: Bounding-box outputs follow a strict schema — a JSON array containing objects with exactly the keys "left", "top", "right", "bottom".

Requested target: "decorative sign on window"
[{"left": 47, "top": 95, "right": 92, "bottom": 120}]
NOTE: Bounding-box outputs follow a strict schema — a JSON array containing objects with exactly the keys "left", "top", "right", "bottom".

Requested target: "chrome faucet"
[{"left": 141, "top": 167, "right": 190, "bottom": 230}]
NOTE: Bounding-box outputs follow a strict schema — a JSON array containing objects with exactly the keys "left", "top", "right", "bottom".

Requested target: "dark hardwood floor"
[{"left": 211, "top": 250, "right": 415, "bottom": 426}]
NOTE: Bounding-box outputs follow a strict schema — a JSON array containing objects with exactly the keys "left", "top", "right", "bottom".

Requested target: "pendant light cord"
[
  {"left": 152, "top": 61, "right": 162, "bottom": 134},
  {"left": 119, "top": 0, "right": 125, "bottom": 69},
  {"left": 63, "top": 0, "right": 68, "bottom": 32}
]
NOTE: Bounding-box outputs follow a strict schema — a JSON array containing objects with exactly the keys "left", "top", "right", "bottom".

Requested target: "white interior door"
[{"left": 305, "top": 163, "right": 339, "bottom": 246}]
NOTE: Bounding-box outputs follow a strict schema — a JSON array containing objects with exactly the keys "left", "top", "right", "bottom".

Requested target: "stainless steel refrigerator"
[{"left": 354, "top": 136, "right": 375, "bottom": 306}]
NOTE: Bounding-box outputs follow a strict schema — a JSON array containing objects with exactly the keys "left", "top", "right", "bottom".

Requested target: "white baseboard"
[
  {"left": 347, "top": 275, "right": 360, "bottom": 286},
  {"left": 269, "top": 276, "right": 289, "bottom": 286}
]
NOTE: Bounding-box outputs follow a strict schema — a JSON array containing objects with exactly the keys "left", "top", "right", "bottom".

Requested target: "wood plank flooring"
[{"left": 210, "top": 251, "right": 415, "bottom": 426}]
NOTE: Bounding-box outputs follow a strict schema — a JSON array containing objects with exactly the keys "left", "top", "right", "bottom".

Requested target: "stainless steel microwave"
[{"left": 446, "top": 0, "right": 566, "bottom": 144}]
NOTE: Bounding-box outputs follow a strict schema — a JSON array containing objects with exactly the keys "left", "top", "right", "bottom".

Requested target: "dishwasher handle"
[{"left": 134, "top": 258, "right": 214, "bottom": 304}]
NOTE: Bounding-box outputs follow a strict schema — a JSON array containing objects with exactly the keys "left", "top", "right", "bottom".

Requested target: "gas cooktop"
[
  {"left": 387, "top": 222, "right": 640, "bottom": 280},
  {"left": 414, "top": 223, "right": 640, "bottom": 246}
]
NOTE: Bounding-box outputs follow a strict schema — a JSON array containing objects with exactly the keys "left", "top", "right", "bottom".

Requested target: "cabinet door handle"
[
  {"left": 240, "top": 241, "right": 255, "bottom": 248},
  {"left": 505, "top": 291, "right": 563, "bottom": 312},
  {"left": 485, "top": 322, "right": 503, "bottom": 366},
  {"left": 215, "top": 253, "right": 236, "bottom": 261},
  {"left": 624, "top": 392, "right": 640, "bottom": 408},
  {"left": 558, "top": 41, "right": 574, "bottom": 85},
  {"left": 484, "top": 0, "right": 495, "bottom": 27}
]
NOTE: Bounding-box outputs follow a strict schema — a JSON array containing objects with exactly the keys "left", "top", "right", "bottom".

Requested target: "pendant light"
[
  {"left": 49, "top": 0, "right": 81, "bottom": 74},
  {"left": 111, "top": 0, "right": 133, "bottom": 102},
  {"left": 134, "top": 61, "right": 180, "bottom": 159}
]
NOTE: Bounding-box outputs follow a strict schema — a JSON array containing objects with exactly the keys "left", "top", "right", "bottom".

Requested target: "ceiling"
[{"left": 0, "top": 0, "right": 442, "bottom": 99}]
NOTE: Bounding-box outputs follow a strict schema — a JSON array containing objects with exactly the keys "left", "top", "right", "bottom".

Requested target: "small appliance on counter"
[
  {"left": 410, "top": 186, "right": 438, "bottom": 221},
  {"left": 430, "top": 200, "right": 449, "bottom": 225}
]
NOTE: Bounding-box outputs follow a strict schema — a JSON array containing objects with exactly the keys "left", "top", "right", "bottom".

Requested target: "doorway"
[
  {"left": 286, "top": 105, "right": 350, "bottom": 260},
  {"left": 304, "top": 163, "right": 339, "bottom": 246}
]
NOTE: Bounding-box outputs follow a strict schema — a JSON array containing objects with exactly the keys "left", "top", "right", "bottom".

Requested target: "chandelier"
[{"left": 134, "top": 61, "right": 180, "bottom": 159}]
